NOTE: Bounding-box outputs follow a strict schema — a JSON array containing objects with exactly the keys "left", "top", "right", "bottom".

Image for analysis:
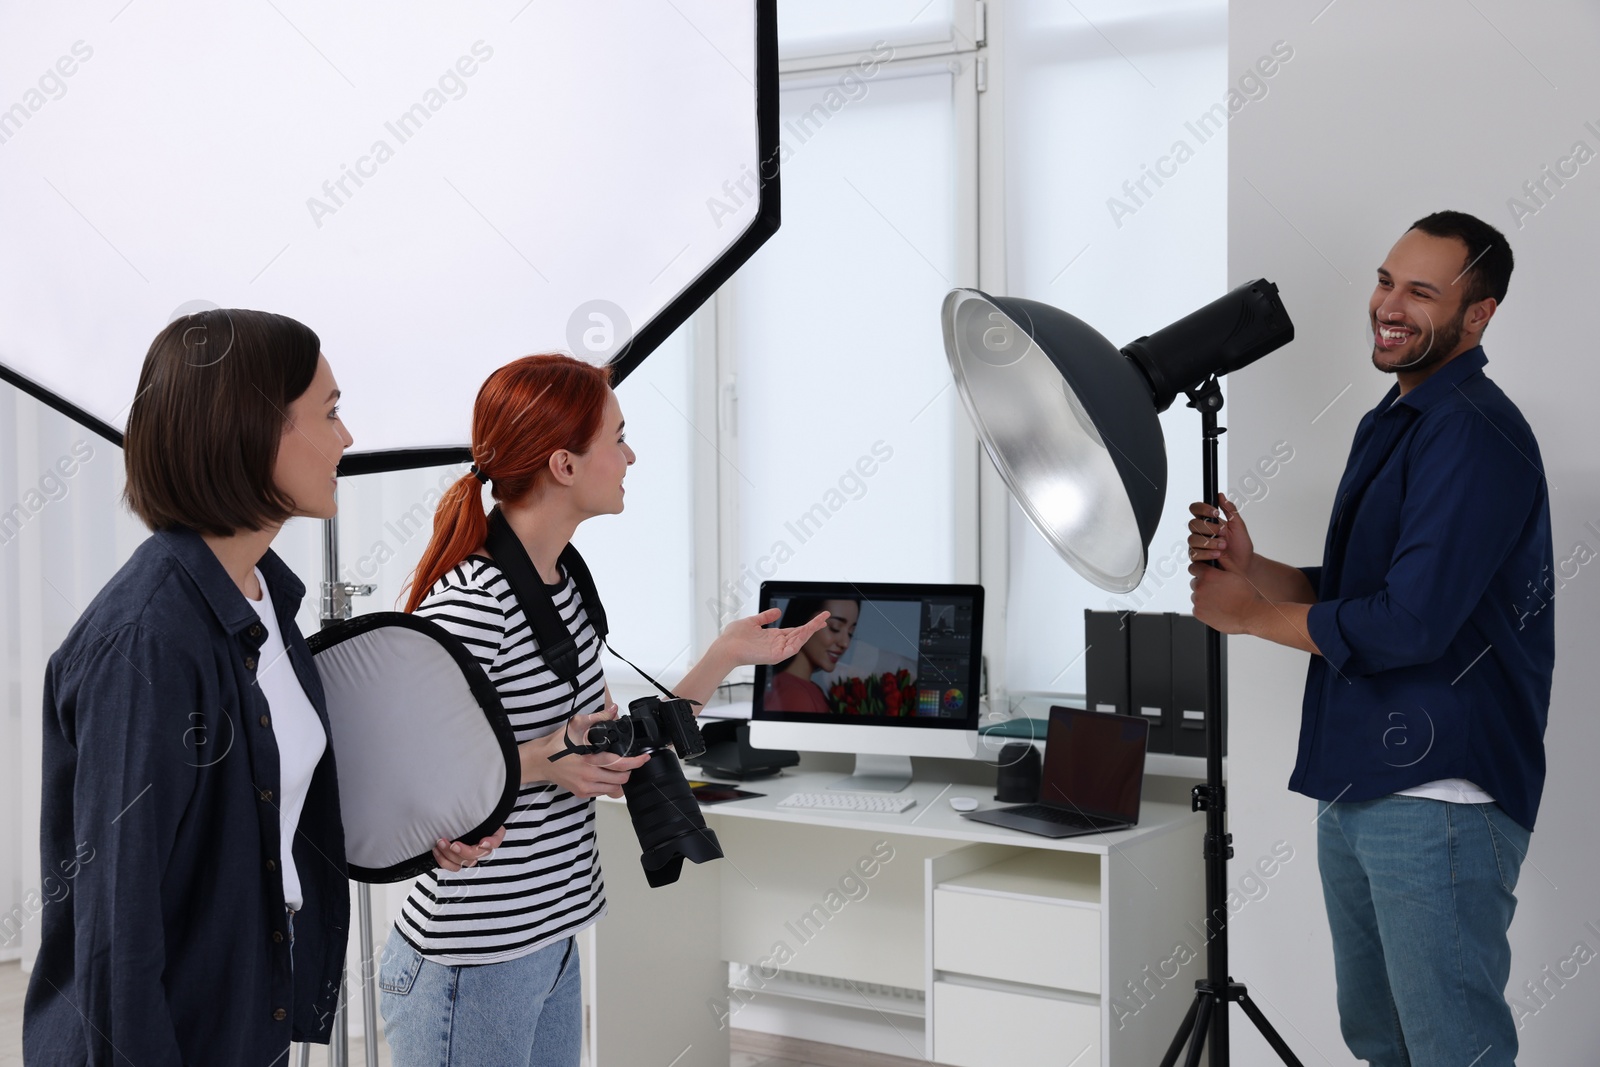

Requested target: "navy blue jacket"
[
  {"left": 24, "top": 527, "right": 349, "bottom": 1065},
  {"left": 1292, "top": 347, "right": 1555, "bottom": 830}
]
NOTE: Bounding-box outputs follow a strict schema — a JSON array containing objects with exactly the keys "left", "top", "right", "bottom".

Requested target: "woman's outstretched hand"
[
  {"left": 714, "top": 608, "right": 830, "bottom": 668},
  {"left": 671, "top": 609, "right": 832, "bottom": 710}
]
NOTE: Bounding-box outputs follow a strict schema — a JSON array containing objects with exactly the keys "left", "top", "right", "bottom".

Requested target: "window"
[
  {"left": 1001, "top": 0, "right": 1229, "bottom": 696},
  {"left": 777, "top": 0, "right": 977, "bottom": 62},
  {"left": 706, "top": 49, "right": 981, "bottom": 642}
]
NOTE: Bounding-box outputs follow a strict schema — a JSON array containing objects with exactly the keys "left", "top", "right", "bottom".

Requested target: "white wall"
[{"left": 1227, "top": 1, "right": 1600, "bottom": 1062}]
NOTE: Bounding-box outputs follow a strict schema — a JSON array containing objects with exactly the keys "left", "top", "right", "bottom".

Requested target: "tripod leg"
[
  {"left": 1159, "top": 995, "right": 1202, "bottom": 1067},
  {"left": 1236, "top": 990, "right": 1306, "bottom": 1067},
  {"left": 1182, "top": 996, "right": 1213, "bottom": 1067}
]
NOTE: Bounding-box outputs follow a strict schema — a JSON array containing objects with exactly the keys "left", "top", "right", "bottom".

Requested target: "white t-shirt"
[
  {"left": 246, "top": 567, "right": 327, "bottom": 911},
  {"left": 1396, "top": 778, "right": 1495, "bottom": 804}
]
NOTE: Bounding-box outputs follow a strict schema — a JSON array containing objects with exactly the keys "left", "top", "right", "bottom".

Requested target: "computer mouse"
[{"left": 949, "top": 796, "right": 979, "bottom": 812}]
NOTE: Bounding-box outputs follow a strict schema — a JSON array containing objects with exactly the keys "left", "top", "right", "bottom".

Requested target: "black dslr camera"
[{"left": 582, "top": 695, "right": 724, "bottom": 888}]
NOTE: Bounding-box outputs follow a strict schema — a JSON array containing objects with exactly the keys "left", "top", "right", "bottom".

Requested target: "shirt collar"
[
  {"left": 152, "top": 526, "right": 307, "bottom": 637},
  {"left": 1386, "top": 345, "right": 1489, "bottom": 414}
]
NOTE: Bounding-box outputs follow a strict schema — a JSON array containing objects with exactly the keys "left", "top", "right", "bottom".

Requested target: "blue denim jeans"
[
  {"left": 379, "top": 928, "right": 581, "bottom": 1067},
  {"left": 1318, "top": 794, "right": 1530, "bottom": 1067}
]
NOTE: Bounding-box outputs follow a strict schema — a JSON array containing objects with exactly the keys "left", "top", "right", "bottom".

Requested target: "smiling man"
[{"left": 1186, "top": 211, "right": 1553, "bottom": 1066}]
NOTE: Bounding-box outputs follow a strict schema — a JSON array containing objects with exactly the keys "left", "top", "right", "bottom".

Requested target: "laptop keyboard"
[{"left": 1003, "top": 804, "right": 1118, "bottom": 830}]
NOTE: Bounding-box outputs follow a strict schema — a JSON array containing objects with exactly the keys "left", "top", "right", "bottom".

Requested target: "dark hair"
[
  {"left": 404, "top": 354, "right": 612, "bottom": 613},
  {"left": 1409, "top": 210, "right": 1514, "bottom": 308},
  {"left": 123, "top": 309, "right": 321, "bottom": 536},
  {"left": 774, "top": 596, "right": 858, "bottom": 673}
]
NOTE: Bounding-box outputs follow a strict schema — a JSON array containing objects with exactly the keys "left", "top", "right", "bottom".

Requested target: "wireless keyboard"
[{"left": 777, "top": 791, "right": 917, "bottom": 814}]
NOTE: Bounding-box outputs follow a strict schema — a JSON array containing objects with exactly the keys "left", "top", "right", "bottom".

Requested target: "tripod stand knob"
[{"left": 1191, "top": 783, "right": 1226, "bottom": 811}]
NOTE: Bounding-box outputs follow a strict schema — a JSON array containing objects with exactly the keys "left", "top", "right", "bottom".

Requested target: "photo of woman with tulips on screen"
[{"left": 763, "top": 595, "right": 933, "bottom": 716}]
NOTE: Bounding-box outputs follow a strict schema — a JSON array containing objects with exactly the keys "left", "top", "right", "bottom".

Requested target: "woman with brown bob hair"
[
  {"left": 379, "top": 353, "right": 826, "bottom": 1067},
  {"left": 23, "top": 309, "right": 497, "bottom": 1067}
]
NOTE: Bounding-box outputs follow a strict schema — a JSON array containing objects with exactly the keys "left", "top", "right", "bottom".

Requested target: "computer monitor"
[{"left": 750, "top": 581, "right": 985, "bottom": 792}]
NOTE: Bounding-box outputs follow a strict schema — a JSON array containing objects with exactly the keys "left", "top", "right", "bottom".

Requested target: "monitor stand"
[{"left": 830, "top": 753, "right": 912, "bottom": 793}]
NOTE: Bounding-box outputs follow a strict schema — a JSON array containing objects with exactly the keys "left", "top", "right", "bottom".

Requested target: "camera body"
[
  {"left": 584, "top": 695, "right": 722, "bottom": 888},
  {"left": 586, "top": 695, "right": 707, "bottom": 761}
]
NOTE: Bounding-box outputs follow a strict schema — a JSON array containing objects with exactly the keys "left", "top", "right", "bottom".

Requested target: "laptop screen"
[{"left": 1038, "top": 707, "right": 1149, "bottom": 822}]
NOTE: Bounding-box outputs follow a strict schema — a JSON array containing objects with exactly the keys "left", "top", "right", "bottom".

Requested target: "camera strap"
[
  {"left": 484, "top": 505, "right": 607, "bottom": 687},
  {"left": 482, "top": 505, "right": 696, "bottom": 763}
]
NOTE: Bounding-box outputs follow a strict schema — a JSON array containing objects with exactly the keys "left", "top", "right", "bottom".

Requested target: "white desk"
[{"left": 580, "top": 757, "right": 1205, "bottom": 1067}]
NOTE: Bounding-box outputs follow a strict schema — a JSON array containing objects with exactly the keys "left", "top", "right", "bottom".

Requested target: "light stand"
[
  {"left": 296, "top": 504, "right": 377, "bottom": 1067},
  {"left": 1156, "top": 379, "right": 1302, "bottom": 1067},
  {"left": 939, "top": 279, "right": 1301, "bottom": 1067}
]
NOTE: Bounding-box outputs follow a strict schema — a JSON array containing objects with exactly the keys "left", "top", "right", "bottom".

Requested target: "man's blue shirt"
[{"left": 1292, "top": 346, "right": 1554, "bottom": 830}]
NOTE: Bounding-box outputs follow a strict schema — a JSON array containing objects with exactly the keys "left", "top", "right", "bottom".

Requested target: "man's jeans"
[{"left": 1318, "top": 794, "right": 1530, "bottom": 1066}]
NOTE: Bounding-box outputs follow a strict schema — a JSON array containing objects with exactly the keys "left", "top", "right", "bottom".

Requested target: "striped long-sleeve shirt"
[{"left": 396, "top": 555, "right": 608, "bottom": 963}]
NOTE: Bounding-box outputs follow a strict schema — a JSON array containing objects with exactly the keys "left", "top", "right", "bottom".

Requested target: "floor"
[
  {"left": 0, "top": 963, "right": 16, "bottom": 1067},
  {"left": 730, "top": 1031, "right": 929, "bottom": 1067},
  {"left": 0, "top": 961, "right": 925, "bottom": 1067}
]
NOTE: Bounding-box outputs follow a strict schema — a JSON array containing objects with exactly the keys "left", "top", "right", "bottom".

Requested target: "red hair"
[{"left": 403, "top": 354, "right": 612, "bottom": 613}]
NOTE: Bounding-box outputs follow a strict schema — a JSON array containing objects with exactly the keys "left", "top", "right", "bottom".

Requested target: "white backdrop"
[{"left": 1226, "top": 1, "right": 1600, "bottom": 1063}]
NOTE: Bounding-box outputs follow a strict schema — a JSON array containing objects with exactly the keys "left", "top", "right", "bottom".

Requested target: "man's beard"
[{"left": 1371, "top": 304, "right": 1467, "bottom": 377}]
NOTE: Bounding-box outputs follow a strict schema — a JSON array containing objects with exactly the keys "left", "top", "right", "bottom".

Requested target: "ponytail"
[{"left": 402, "top": 473, "right": 491, "bottom": 613}]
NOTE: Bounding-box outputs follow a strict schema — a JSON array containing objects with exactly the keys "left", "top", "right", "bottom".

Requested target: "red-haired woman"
[{"left": 378, "top": 354, "right": 826, "bottom": 1066}]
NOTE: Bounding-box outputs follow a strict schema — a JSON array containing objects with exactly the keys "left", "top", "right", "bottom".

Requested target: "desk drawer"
[
  {"left": 931, "top": 980, "right": 1100, "bottom": 1067},
  {"left": 933, "top": 887, "right": 1100, "bottom": 993}
]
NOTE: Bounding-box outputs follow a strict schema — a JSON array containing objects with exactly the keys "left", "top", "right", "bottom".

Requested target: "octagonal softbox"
[
  {"left": 308, "top": 612, "right": 518, "bottom": 883},
  {"left": 0, "top": 1, "right": 778, "bottom": 472}
]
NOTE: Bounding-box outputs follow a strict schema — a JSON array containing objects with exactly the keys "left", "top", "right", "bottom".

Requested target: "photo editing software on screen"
[{"left": 756, "top": 585, "right": 981, "bottom": 721}]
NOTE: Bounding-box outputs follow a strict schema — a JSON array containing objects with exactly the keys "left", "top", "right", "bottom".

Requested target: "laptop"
[{"left": 962, "top": 706, "right": 1149, "bottom": 839}]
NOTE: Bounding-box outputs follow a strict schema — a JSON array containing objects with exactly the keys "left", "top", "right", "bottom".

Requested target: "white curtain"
[{"left": 0, "top": 390, "right": 146, "bottom": 964}]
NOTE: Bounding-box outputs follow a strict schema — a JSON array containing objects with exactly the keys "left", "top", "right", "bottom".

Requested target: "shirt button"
[
  {"left": 249, "top": 624, "right": 264, "bottom": 638},
  {"left": 245, "top": 655, "right": 258, "bottom": 670},
  {"left": 272, "top": 1008, "right": 287, "bottom": 1022},
  {"left": 266, "top": 858, "right": 277, "bottom": 872},
  {"left": 259, "top": 789, "right": 274, "bottom": 802},
  {"left": 260, "top": 714, "right": 271, "bottom": 728},
  {"left": 273, "top": 930, "right": 284, "bottom": 943}
]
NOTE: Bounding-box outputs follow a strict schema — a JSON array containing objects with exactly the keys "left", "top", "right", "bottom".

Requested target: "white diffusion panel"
[
  {"left": 0, "top": 1, "right": 761, "bottom": 456},
  {"left": 730, "top": 65, "right": 966, "bottom": 612}
]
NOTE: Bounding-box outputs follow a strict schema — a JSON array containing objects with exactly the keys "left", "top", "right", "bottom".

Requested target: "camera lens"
[{"left": 620, "top": 749, "right": 723, "bottom": 887}]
